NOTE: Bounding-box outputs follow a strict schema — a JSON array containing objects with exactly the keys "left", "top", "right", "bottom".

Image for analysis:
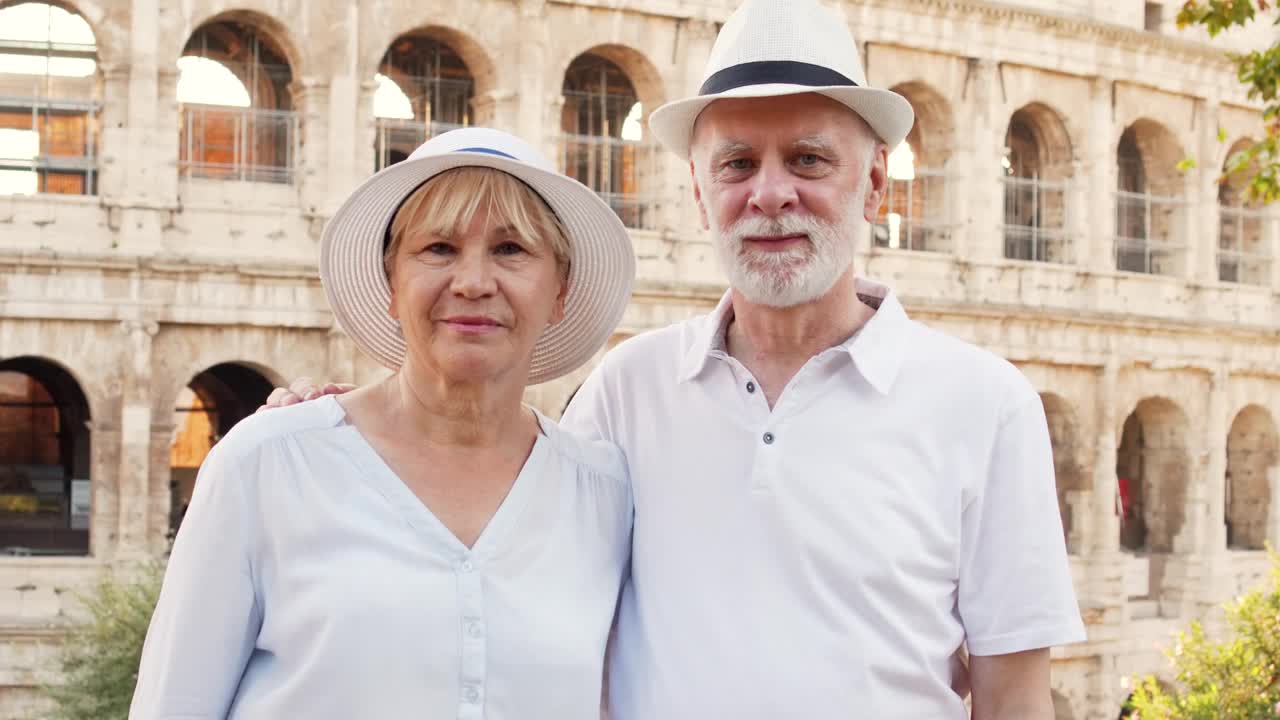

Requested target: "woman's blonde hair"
[{"left": 385, "top": 167, "right": 573, "bottom": 279}]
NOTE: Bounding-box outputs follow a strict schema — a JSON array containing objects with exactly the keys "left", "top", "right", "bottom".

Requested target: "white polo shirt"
[{"left": 562, "top": 278, "right": 1085, "bottom": 719}]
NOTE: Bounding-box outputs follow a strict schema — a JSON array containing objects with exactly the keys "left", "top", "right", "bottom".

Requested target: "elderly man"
[{"left": 268, "top": 0, "right": 1084, "bottom": 717}]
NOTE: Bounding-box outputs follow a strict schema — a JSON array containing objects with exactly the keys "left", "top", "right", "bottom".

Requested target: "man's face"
[{"left": 689, "top": 93, "right": 888, "bottom": 308}]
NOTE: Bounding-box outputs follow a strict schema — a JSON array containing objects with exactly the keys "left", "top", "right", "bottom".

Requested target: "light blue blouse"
[{"left": 130, "top": 395, "right": 632, "bottom": 720}]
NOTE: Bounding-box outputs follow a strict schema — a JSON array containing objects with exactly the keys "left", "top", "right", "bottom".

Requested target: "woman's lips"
[{"left": 441, "top": 316, "right": 503, "bottom": 335}]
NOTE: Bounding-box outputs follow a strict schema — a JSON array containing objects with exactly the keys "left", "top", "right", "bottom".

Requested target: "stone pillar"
[
  {"left": 1086, "top": 355, "right": 1126, "bottom": 620},
  {"left": 954, "top": 58, "right": 1004, "bottom": 264},
  {"left": 327, "top": 324, "right": 357, "bottom": 386},
  {"left": 87, "top": 422, "right": 121, "bottom": 559},
  {"left": 1193, "top": 100, "right": 1223, "bottom": 284},
  {"left": 514, "top": 0, "right": 550, "bottom": 158},
  {"left": 292, "top": 79, "right": 330, "bottom": 218},
  {"left": 1084, "top": 77, "right": 1116, "bottom": 275},
  {"left": 115, "top": 319, "right": 158, "bottom": 557},
  {"left": 1066, "top": 159, "right": 1088, "bottom": 265},
  {"left": 1268, "top": 205, "right": 1280, "bottom": 289},
  {"left": 1202, "top": 366, "right": 1229, "bottom": 553},
  {"left": 1182, "top": 366, "right": 1231, "bottom": 616},
  {"left": 471, "top": 91, "right": 519, "bottom": 134}
]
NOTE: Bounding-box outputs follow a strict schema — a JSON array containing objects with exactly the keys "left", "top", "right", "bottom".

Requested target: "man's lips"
[{"left": 743, "top": 233, "right": 808, "bottom": 248}]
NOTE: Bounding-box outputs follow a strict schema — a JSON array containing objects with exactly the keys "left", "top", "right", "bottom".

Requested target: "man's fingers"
[
  {"left": 289, "top": 377, "right": 320, "bottom": 401},
  {"left": 265, "top": 387, "right": 300, "bottom": 408},
  {"left": 322, "top": 383, "right": 357, "bottom": 395}
]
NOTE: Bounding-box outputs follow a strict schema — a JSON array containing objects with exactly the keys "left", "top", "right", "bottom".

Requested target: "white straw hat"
[
  {"left": 648, "top": 0, "right": 914, "bottom": 158},
  {"left": 319, "top": 127, "right": 636, "bottom": 385}
]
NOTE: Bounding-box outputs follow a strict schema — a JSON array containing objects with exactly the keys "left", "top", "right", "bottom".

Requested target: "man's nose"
[{"left": 747, "top": 158, "right": 799, "bottom": 217}]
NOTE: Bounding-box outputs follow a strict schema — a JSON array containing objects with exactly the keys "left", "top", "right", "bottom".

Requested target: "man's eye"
[
  {"left": 494, "top": 241, "right": 526, "bottom": 256},
  {"left": 726, "top": 158, "right": 752, "bottom": 170},
  {"left": 797, "top": 154, "right": 822, "bottom": 166}
]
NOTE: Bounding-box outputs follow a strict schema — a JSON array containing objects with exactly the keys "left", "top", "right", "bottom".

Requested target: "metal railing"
[
  {"left": 374, "top": 118, "right": 466, "bottom": 170},
  {"left": 1002, "top": 175, "right": 1070, "bottom": 263},
  {"left": 1218, "top": 205, "right": 1271, "bottom": 285},
  {"left": 0, "top": 95, "right": 99, "bottom": 195},
  {"left": 178, "top": 105, "right": 297, "bottom": 183},
  {"left": 559, "top": 133, "right": 658, "bottom": 230},
  {"left": 873, "top": 168, "right": 951, "bottom": 252},
  {"left": 1114, "top": 190, "right": 1185, "bottom": 275}
]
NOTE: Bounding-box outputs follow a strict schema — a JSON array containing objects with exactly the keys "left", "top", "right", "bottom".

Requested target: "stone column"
[
  {"left": 291, "top": 79, "right": 331, "bottom": 218},
  {"left": 954, "top": 58, "right": 1005, "bottom": 264},
  {"left": 86, "top": 422, "right": 121, "bottom": 559},
  {"left": 1202, "top": 366, "right": 1229, "bottom": 553},
  {"left": 1086, "top": 355, "right": 1126, "bottom": 620},
  {"left": 514, "top": 0, "right": 550, "bottom": 158},
  {"left": 1084, "top": 77, "right": 1116, "bottom": 275},
  {"left": 115, "top": 319, "right": 158, "bottom": 557},
  {"left": 1066, "top": 159, "right": 1088, "bottom": 265},
  {"left": 1193, "top": 99, "right": 1223, "bottom": 284}
]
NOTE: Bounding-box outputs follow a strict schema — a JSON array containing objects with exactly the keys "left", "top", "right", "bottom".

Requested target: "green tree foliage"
[
  {"left": 1128, "top": 551, "right": 1280, "bottom": 719},
  {"left": 1178, "top": 0, "right": 1280, "bottom": 202},
  {"left": 42, "top": 562, "right": 164, "bottom": 720}
]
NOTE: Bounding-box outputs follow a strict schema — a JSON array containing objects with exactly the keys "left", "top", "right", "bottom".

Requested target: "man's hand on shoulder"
[{"left": 257, "top": 377, "right": 356, "bottom": 413}]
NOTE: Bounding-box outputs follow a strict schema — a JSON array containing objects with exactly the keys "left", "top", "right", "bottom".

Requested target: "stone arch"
[
  {"left": 1225, "top": 404, "right": 1277, "bottom": 550},
  {"left": 168, "top": 361, "right": 277, "bottom": 534},
  {"left": 1217, "top": 137, "right": 1266, "bottom": 283},
  {"left": 1003, "top": 102, "right": 1074, "bottom": 262},
  {"left": 559, "top": 46, "right": 663, "bottom": 229},
  {"left": 0, "top": 355, "right": 92, "bottom": 556},
  {"left": 1115, "top": 118, "right": 1187, "bottom": 274},
  {"left": 1006, "top": 102, "right": 1074, "bottom": 180},
  {"left": 1041, "top": 393, "right": 1088, "bottom": 553},
  {"left": 1117, "top": 397, "right": 1190, "bottom": 554},
  {"left": 179, "top": 11, "right": 297, "bottom": 110},
  {"left": 889, "top": 81, "right": 954, "bottom": 169},
  {"left": 372, "top": 27, "right": 493, "bottom": 168}
]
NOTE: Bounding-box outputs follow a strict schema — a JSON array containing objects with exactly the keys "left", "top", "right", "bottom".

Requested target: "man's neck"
[
  {"left": 724, "top": 270, "right": 875, "bottom": 405},
  {"left": 726, "top": 269, "right": 874, "bottom": 362}
]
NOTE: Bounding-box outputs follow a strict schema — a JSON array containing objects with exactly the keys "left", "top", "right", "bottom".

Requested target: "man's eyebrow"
[
  {"left": 709, "top": 140, "right": 752, "bottom": 162},
  {"left": 791, "top": 135, "right": 838, "bottom": 155}
]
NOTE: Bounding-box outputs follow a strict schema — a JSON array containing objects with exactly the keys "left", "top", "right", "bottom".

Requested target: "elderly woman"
[{"left": 129, "top": 128, "right": 636, "bottom": 719}]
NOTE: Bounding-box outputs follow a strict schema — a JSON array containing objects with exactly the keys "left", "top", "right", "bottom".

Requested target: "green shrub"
[{"left": 42, "top": 561, "right": 164, "bottom": 720}]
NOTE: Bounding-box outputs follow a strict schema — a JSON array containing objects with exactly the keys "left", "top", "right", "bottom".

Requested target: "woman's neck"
[{"left": 373, "top": 364, "right": 534, "bottom": 449}]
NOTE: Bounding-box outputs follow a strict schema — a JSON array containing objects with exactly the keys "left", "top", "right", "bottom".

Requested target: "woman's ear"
[{"left": 550, "top": 274, "right": 569, "bottom": 325}]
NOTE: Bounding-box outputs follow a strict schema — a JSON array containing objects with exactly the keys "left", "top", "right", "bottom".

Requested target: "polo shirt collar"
[{"left": 676, "top": 278, "right": 908, "bottom": 395}]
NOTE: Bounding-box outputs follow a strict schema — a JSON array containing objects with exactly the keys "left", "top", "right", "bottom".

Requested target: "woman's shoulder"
[
  {"left": 534, "top": 412, "right": 629, "bottom": 489},
  {"left": 205, "top": 396, "right": 349, "bottom": 468}
]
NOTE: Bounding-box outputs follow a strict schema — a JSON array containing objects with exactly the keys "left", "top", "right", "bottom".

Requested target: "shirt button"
[
  {"left": 763, "top": 432, "right": 775, "bottom": 444},
  {"left": 746, "top": 380, "right": 756, "bottom": 393},
  {"left": 460, "top": 559, "right": 474, "bottom": 573},
  {"left": 462, "top": 685, "right": 480, "bottom": 703},
  {"left": 467, "top": 620, "right": 483, "bottom": 638}
]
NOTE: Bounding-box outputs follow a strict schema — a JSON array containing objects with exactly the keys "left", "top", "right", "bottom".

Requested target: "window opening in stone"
[
  {"left": 0, "top": 358, "right": 91, "bottom": 556},
  {"left": 0, "top": 2, "right": 100, "bottom": 195},
  {"left": 561, "top": 52, "right": 656, "bottom": 230},
  {"left": 177, "top": 20, "right": 296, "bottom": 183},
  {"left": 374, "top": 34, "right": 474, "bottom": 170},
  {"left": 170, "top": 363, "right": 273, "bottom": 536}
]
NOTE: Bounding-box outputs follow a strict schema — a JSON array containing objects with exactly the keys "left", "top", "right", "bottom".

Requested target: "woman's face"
[{"left": 388, "top": 208, "right": 567, "bottom": 386}]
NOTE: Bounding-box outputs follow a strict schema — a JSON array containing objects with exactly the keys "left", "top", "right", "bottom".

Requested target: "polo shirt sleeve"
[
  {"left": 560, "top": 363, "right": 617, "bottom": 445},
  {"left": 957, "top": 394, "right": 1086, "bottom": 656},
  {"left": 129, "top": 443, "right": 263, "bottom": 718}
]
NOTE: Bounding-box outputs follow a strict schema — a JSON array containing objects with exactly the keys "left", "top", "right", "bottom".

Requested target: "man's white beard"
[{"left": 712, "top": 211, "right": 858, "bottom": 308}]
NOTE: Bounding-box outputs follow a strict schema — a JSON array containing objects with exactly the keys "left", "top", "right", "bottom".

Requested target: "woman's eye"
[
  {"left": 494, "top": 241, "right": 526, "bottom": 256},
  {"left": 425, "top": 242, "right": 454, "bottom": 255}
]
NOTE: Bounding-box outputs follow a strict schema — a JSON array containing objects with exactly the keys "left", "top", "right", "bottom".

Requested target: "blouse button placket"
[{"left": 456, "top": 555, "right": 486, "bottom": 720}]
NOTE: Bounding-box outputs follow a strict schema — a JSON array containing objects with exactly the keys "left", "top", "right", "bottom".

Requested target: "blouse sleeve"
[{"left": 129, "top": 442, "right": 263, "bottom": 719}]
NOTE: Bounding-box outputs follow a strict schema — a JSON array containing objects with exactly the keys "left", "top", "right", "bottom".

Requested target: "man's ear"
[
  {"left": 863, "top": 142, "right": 890, "bottom": 222},
  {"left": 691, "top": 161, "right": 710, "bottom": 231}
]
